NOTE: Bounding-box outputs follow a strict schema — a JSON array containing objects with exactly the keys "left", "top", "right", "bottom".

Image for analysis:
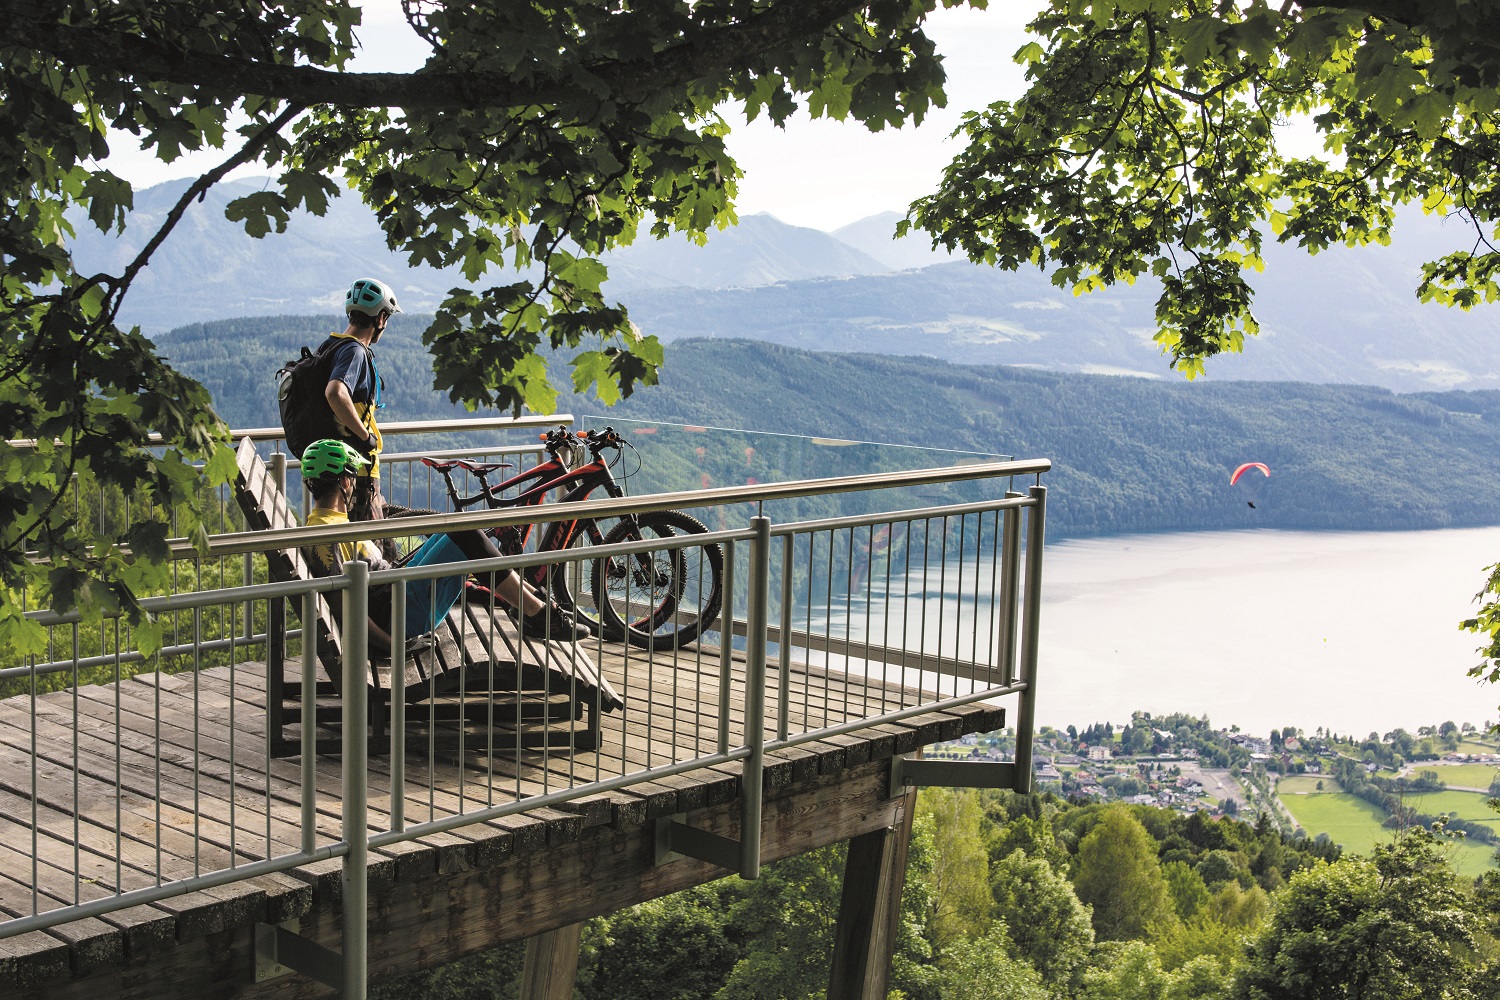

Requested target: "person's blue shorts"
[{"left": 400, "top": 534, "right": 469, "bottom": 638}]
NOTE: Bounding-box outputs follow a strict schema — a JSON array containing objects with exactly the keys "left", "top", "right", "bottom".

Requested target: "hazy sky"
[{"left": 104, "top": 2, "right": 1046, "bottom": 233}]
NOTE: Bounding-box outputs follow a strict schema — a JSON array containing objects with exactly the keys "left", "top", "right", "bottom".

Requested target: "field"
[
  {"left": 1405, "top": 790, "right": 1500, "bottom": 830},
  {"left": 1280, "top": 787, "right": 1498, "bottom": 875},
  {"left": 1278, "top": 775, "right": 1337, "bottom": 794},
  {"left": 1416, "top": 762, "right": 1499, "bottom": 790}
]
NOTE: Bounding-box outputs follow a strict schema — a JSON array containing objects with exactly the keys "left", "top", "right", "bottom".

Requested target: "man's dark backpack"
[{"left": 276, "top": 341, "right": 342, "bottom": 459}]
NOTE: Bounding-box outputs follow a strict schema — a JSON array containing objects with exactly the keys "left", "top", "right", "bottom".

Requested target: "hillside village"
[{"left": 926, "top": 712, "right": 1500, "bottom": 839}]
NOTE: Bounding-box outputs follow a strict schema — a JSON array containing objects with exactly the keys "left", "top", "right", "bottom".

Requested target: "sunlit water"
[
  {"left": 807, "top": 527, "right": 1500, "bottom": 736},
  {"left": 1034, "top": 527, "right": 1500, "bottom": 735}
]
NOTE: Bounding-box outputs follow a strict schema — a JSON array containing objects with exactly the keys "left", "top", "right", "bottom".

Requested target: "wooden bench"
[{"left": 233, "top": 437, "right": 622, "bottom": 756}]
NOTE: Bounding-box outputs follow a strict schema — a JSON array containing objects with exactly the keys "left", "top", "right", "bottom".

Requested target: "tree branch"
[
  {"left": 103, "top": 103, "right": 306, "bottom": 326},
  {"left": 11, "top": 0, "right": 875, "bottom": 111}
]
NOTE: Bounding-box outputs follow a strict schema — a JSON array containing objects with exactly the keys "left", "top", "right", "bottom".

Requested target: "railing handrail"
[
  {"left": 170, "top": 457, "right": 1051, "bottom": 560},
  {"left": 4, "top": 413, "right": 575, "bottom": 451}
]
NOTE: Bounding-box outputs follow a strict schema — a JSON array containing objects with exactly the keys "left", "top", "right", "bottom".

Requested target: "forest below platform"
[
  {"left": 167, "top": 317, "right": 1500, "bottom": 539},
  {"left": 370, "top": 787, "right": 1500, "bottom": 1000}
]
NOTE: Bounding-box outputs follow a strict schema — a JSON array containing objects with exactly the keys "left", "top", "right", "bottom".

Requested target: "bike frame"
[{"left": 428, "top": 439, "right": 633, "bottom": 594}]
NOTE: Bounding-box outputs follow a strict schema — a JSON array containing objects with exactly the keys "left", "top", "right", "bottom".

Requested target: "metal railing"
[{"left": 3, "top": 417, "right": 1048, "bottom": 999}]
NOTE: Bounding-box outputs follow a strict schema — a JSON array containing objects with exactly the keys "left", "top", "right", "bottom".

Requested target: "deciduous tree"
[
  {"left": 1232, "top": 832, "right": 1480, "bottom": 1000},
  {"left": 0, "top": 0, "right": 957, "bottom": 629},
  {"left": 1072, "top": 806, "right": 1178, "bottom": 942},
  {"left": 915, "top": 788, "right": 993, "bottom": 954},
  {"left": 990, "top": 847, "right": 1095, "bottom": 986}
]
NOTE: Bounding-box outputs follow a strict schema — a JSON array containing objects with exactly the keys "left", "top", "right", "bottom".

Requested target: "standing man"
[{"left": 325, "top": 277, "right": 399, "bottom": 525}]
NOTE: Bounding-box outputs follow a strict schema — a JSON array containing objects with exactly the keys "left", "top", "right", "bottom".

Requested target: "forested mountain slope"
[{"left": 167, "top": 318, "right": 1500, "bottom": 539}]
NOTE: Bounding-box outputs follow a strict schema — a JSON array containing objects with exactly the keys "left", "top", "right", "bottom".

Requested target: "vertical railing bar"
[
  {"left": 391, "top": 584, "right": 406, "bottom": 834},
  {"left": 154, "top": 639, "right": 163, "bottom": 887},
  {"left": 1012, "top": 487, "right": 1046, "bottom": 794},
  {"left": 986, "top": 508, "right": 1002, "bottom": 671},
  {"left": 229, "top": 599, "right": 243, "bottom": 866},
  {"left": 260, "top": 601, "right": 272, "bottom": 857},
  {"left": 917, "top": 518, "right": 931, "bottom": 708},
  {"left": 822, "top": 529, "right": 833, "bottom": 728},
  {"left": 558, "top": 563, "right": 577, "bottom": 795},
  {"left": 741, "top": 516, "right": 770, "bottom": 879},
  {"left": 717, "top": 539, "right": 736, "bottom": 755},
  {"left": 29, "top": 604, "right": 38, "bottom": 916},
  {"left": 641, "top": 554, "right": 654, "bottom": 770},
  {"left": 300, "top": 591, "right": 317, "bottom": 855},
  {"left": 191, "top": 604, "right": 203, "bottom": 876},
  {"left": 974, "top": 512, "right": 986, "bottom": 672},
  {"left": 953, "top": 512, "right": 965, "bottom": 676},
  {"left": 881, "top": 522, "right": 895, "bottom": 712},
  {"left": 861, "top": 523, "right": 874, "bottom": 707},
  {"left": 71, "top": 624, "right": 80, "bottom": 904},
  {"left": 938, "top": 515, "right": 950, "bottom": 693},
  {"left": 341, "top": 564, "right": 370, "bottom": 1000},
  {"left": 998, "top": 495, "right": 1023, "bottom": 688},
  {"left": 777, "top": 534, "right": 792, "bottom": 742},
  {"left": 541, "top": 566, "right": 553, "bottom": 797},
  {"left": 486, "top": 586, "right": 498, "bottom": 809},
  {"left": 243, "top": 551, "right": 254, "bottom": 642},
  {"left": 842, "top": 527, "right": 853, "bottom": 723},
  {"left": 112, "top": 618, "right": 123, "bottom": 899},
  {"left": 428, "top": 588, "right": 438, "bottom": 823},
  {"left": 670, "top": 547, "right": 681, "bottom": 773},
  {"left": 697, "top": 515, "right": 713, "bottom": 760}
]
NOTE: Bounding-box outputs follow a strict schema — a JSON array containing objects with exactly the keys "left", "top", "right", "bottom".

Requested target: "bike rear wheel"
[{"left": 592, "top": 511, "right": 723, "bottom": 650}]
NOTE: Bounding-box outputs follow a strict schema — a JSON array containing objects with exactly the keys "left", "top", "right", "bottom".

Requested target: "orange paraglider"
[{"left": 1229, "top": 462, "right": 1270, "bottom": 486}]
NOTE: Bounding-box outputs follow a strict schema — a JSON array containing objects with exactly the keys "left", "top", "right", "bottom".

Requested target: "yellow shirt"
[{"left": 305, "top": 507, "right": 387, "bottom": 575}]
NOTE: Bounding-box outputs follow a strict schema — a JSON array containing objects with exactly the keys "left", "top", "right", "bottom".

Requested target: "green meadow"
[
  {"left": 1279, "top": 784, "right": 1498, "bottom": 876},
  {"left": 1405, "top": 790, "right": 1500, "bottom": 830},
  {"left": 1416, "top": 763, "right": 1499, "bottom": 790}
]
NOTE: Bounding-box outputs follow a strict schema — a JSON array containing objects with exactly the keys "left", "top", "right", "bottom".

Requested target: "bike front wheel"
[{"left": 592, "top": 511, "right": 724, "bottom": 650}]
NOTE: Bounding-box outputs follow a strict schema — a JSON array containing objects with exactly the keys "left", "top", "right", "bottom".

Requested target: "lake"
[{"left": 1035, "top": 526, "right": 1500, "bottom": 736}]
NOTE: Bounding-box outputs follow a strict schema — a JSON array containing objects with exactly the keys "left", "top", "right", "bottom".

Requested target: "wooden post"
[
  {"left": 519, "top": 922, "right": 584, "bottom": 1000},
  {"left": 827, "top": 785, "right": 918, "bottom": 1000}
]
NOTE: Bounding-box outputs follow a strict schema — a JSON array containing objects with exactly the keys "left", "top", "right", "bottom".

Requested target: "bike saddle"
[{"left": 420, "top": 457, "right": 513, "bottom": 474}]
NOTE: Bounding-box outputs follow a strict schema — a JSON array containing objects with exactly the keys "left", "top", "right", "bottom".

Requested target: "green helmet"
[
  {"left": 301, "top": 439, "right": 369, "bottom": 480},
  {"left": 345, "top": 277, "right": 402, "bottom": 317}
]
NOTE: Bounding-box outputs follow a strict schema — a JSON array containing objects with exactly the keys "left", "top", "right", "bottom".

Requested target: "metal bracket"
[
  {"left": 253, "top": 918, "right": 344, "bottom": 990},
  {"left": 888, "top": 754, "right": 1023, "bottom": 799},
  {"left": 654, "top": 813, "right": 742, "bottom": 870}
]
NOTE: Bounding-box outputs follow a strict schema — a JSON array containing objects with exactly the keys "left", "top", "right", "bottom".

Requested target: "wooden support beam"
[
  {"left": 827, "top": 784, "right": 916, "bottom": 1000},
  {"left": 16, "top": 758, "right": 904, "bottom": 1000},
  {"left": 519, "top": 923, "right": 583, "bottom": 1000}
]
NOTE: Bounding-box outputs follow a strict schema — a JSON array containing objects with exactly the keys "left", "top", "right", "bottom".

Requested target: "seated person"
[{"left": 298, "top": 439, "right": 590, "bottom": 644}]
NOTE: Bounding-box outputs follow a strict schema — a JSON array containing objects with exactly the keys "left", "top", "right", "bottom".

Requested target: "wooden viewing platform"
[{"left": 0, "top": 637, "right": 1005, "bottom": 1000}]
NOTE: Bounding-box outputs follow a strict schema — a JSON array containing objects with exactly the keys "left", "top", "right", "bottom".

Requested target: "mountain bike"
[{"left": 419, "top": 427, "right": 724, "bottom": 651}]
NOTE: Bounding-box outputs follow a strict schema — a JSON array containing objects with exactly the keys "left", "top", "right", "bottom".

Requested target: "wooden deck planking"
[{"left": 0, "top": 637, "right": 1005, "bottom": 994}]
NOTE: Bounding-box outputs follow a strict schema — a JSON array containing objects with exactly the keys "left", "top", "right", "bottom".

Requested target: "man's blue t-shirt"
[
  {"left": 321, "top": 333, "right": 384, "bottom": 473},
  {"left": 322, "top": 334, "right": 380, "bottom": 406}
]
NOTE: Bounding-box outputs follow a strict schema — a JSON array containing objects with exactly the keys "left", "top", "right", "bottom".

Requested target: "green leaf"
[
  {"left": 0, "top": 605, "right": 47, "bottom": 659},
  {"left": 134, "top": 618, "right": 164, "bottom": 659}
]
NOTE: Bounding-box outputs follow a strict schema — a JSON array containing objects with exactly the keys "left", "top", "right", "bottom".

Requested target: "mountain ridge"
[
  {"left": 157, "top": 315, "right": 1500, "bottom": 540},
  {"left": 71, "top": 179, "right": 1500, "bottom": 393}
]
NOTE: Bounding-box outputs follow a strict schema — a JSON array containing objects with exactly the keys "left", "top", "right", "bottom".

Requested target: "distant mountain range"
[{"left": 69, "top": 178, "right": 1500, "bottom": 393}]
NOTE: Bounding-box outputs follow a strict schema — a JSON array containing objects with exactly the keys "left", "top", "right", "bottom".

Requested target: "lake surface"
[{"left": 1035, "top": 527, "right": 1500, "bottom": 736}]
